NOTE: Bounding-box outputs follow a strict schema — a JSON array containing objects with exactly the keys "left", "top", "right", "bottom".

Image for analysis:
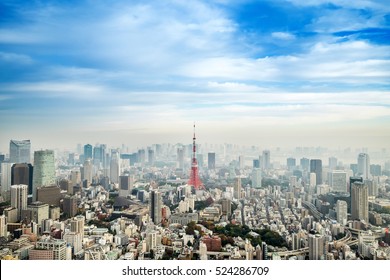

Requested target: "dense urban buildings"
[{"left": 0, "top": 136, "right": 390, "bottom": 261}]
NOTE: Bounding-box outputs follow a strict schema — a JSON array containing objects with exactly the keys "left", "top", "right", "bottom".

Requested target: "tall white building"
[
  {"left": 252, "top": 169, "right": 262, "bottom": 188},
  {"left": 336, "top": 200, "right": 348, "bottom": 225},
  {"left": 32, "top": 150, "right": 55, "bottom": 201},
  {"left": 330, "top": 171, "right": 347, "bottom": 193},
  {"left": 110, "top": 150, "right": 120, "bottom": 184},
  {"left": 351, "top": 182, "right": 368, "bottom": 222},
  {"left": 0, "top": 215, "right": 6, "bottom": 237},
  {"left": 71, "top": 215, "right": 85, "bottom": 240},
  {"left": 63, "top": 232, "right": 83, "bottom": 255},
  {"left": 10, "top": 184, "right": 28, "bottom": 221},
  {"left": 357, "top": 153, "right": 370, "bottom": 179},
  {"left": 308, "top": 234, "right": 324, "bottom": 260},
  {"left": 82, "top": 159, "right": 93, "bottom": 184},
  {"left": 0, "top": 162, "right": 13, "bottom": 199}
]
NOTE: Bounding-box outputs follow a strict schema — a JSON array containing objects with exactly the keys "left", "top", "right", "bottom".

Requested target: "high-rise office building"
[
  {"left": 71, "top": 215, "right": 85, "bottom": 239},
  {"left": 287, "top": 158, "right": 296, "bottom": 170},
  {"left": 1, "top": 162, "right": 13, "bottom": 199},
  {"left": 0, "top": 215, "right": 6, "bottom": 237},
  {"left": 234, "top": 177, "right": 242, "bottom": 200},
  {"left": 351, "top": 182, "right": 368, "bottom": 222},
  {"left": 27, "top": 201, "right": 49, "bottom": 224},
  {"left": 93, "top": 144, "right": 106, "bottom": 167},
  {"left": 119, "top": 175, "right": 133, "bottom": 197},
  {"left": 70, "top": 169, "right": 81, "bottom": 188},
  {"left": 63, "top": 195, "right": 78, "bottom": 218},
  {"left": 110, "top": 150, "right": 120, "bottom": 184},
  {"left": 82, "top": 159, "right": 93, "bottom": 185},
  {"left": 300, "top": 157, "right": 310, "bottom": 171},
  {"left": 220, "top": 198, "right": 232, "bottom": 216},
  {"left": 310, "top": 159, "right": 322, "bottom": 185},
  {"left": 177, "top": 147, "right": 185, "bottom": 169},
  {"left": 10, "top": 184, "right": 28, "bottom": 221},
  {"left": 37, "top": 185, "right": 61, "bottom": 207},
  {"left": 336, "top": 200, "right": 348, "bottom": 225},
  {"left": 370, "top": 164, "right": 381, "bottom": 176},
  {"left": 83, "top": 144, "right": 93, "bottom": 160},
  {"left": 357, "top": 153, "right": 370, "bottom": 179},
  {"left": 330, "top": 170, "right": 347, "bottom": 193},
  {"left": 9, "top": 140, "right": 31, "bottom": 163},
  {"left": 63, "top": 232, "right": 83, "bottom": 255},
  {"left": 208, "top": 152, "right": 216, "bottom": 170},
  {"left": 11, "top": 163, "right": 33, "bottom": 197},
  {"left": 239, "top": 155, "right": 245, "bottom": 169},
  {"left": 150, "top": 190, "right": 162, "bottom": 225},
  {"left": 328, "top": 157, "right": 338, "bottom": 170},
  {"left": 138, "top": 149, "right": 146, "bottom": 166},
  {"left": 148, "top": 149, "right": 155, "bottom": 166},
  {"left": 262, "top": 150, "right": 270, "bottom": 170},
  {"left": 253, "top": 159, "right": 260, "bottom": 169},
  {"left": 252, "top": 169, "right": 262, "bottom": 188},
  {"left": 32, "top": 150, "right": 55, "bottom": 202},
  {"left": 308, "top": 234, "right": 325, "bottom": 260}
]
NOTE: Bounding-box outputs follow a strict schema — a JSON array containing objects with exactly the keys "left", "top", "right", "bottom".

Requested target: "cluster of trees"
[{"left": 198, "top": 222, "right": 288, "bottom": 248}]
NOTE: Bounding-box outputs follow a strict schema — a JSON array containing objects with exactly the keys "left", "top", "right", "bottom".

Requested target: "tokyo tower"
[{"left": 187, "top": 123, "right": 204, "bottom": 190}]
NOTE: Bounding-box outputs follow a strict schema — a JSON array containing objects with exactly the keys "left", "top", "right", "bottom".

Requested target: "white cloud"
[
  {"left": 271, "top": 32, "right": 296, "bottom": 40},
  {"left": 0, "top": 51, "right": 33, "bottom": 64}
]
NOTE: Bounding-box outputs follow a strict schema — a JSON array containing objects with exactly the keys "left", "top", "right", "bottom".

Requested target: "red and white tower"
[{"left": 188, "top": 123, "right": 204, "bottom": 190}]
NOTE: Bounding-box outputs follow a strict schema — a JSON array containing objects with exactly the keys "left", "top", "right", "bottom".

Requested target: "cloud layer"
[{"left": 0, "top": 0, "right": 389, "bottom": 151}]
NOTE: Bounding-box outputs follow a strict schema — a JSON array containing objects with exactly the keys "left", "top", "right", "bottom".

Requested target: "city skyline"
[{"left": 1, "top": 0, "right": 390, "bottom": 151}]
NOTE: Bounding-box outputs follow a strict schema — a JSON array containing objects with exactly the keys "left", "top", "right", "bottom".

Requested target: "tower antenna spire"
[{"left": 188, "top": 122, "right": 204, "bottom": 190}]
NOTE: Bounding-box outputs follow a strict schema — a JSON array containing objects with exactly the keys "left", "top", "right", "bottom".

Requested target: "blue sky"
[{"left": 0, "top": 0, "right": 389, "bottom": 152}]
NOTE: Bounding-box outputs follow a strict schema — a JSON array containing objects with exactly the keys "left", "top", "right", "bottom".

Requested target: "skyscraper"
[
  {"left": 287, "top": 157, "right": 296, "bottom": 170},
  {"left": 37, "top": 185, "right": 61, "bottom": 207},
  {"left": 82, "top": 159, "right": 93, "bottom": 185},
  {"left": 234, "top": 177, "right": 242, "bottom": 200},
  {"left": 148, "top": 149, "right": 155, "bottom": 166},
  {"left": 10, "top": 184, "right": 28, "bottom": 221},
  {"left": 71, "top": 215, "right": 85, "bottom": 239},
  {"left": 330, "top": 170, "right": 347, "bottom": 193},
  {"left": 208, "top": 152, "right": 216, "bottom": 170},
  {"left": 0, "top": 162, "right": 13, "bottom": 199},
  {"left": 32, "top": 150, "right": 56, "bottom": 202},
  {"left": 110, "top": 150, "right": 120, "bottom": 184},
  {"left": 310, "top": 159, "right": 322, "bottom": 185},
  {"left": 239, "top": 155, "right": 245, "bottom": 169},
  {"left": 63, "top": 195, "right": 78, "bottom": 218},
  {"left": 252, "top": 169, "right": 262, "bottom": 188},
  {"left": 336, "top": 200, "right": 348, "bottom": 225},
  {"left": 11, "top": 163, "right": 33, "bottom": 197},
  {"left": 262, "top": 150, "right": 270, "bottom": 170},
  {"left": 150, "top": 190, "right": 162, "bottom": 225},
  {"left": 351, "top": 182, "right": 368, "bottom": 222},
  {"left": 9, "top": 140, "right": 31, "bottom": 164},
  {"left": 300, "top": 157, "right": 310, "bottom": 171},
  {"left": 83, "top": 144, "right": 93, "bottom": 160},
  {"left": 119, "top": 175, "right": 133, "bottom": 197},
  {"left": 177, "top": 147, "right": 185, "bottom": 169},
  {"left": 308, "top": 234, "right": 325, "bottom": 260},
  {"left": 357, "top": 153, "right": 370, "bottom": 179},
  {"left": 328, "top": 157, "right": 338, "bottom": 170}
]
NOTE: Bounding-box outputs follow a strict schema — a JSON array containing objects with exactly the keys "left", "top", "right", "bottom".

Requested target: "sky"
[{"left": 1, "top": 0, "right": 390, "bottom": 152}]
